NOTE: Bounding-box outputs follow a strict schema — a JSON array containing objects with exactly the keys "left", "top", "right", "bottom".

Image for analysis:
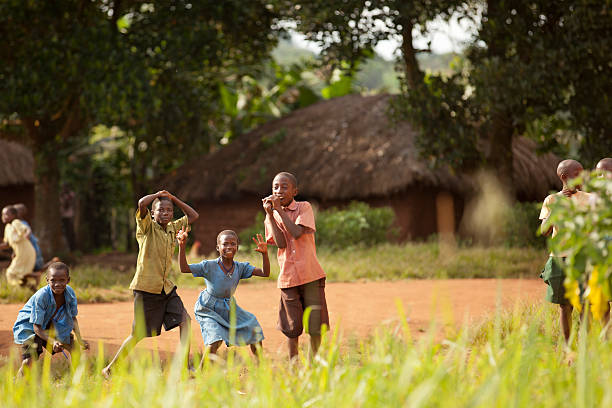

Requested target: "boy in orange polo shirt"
[{"left": 263, "top": 172, "right": 329, "bottom": 359}]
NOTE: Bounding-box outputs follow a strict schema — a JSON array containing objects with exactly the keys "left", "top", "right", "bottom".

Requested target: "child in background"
[
  {"left": 595, "top": 158, "right": 612, "bottom": 178},
  {"left": 263, "top": 172, "right": 329, "bottom": 359},
  {"left": 177, "top": 228, "right": 269, "bottom": 359},
  {"left": 1, "top": 206, "right": 36, "bottom": 288},
  {"left": 14, "top": 203, "right": 60, "bottom": 275},
  {"left": 540, "top": 159, "right": 594, "bottom": 342},
  {"left": 13, "top": 262, "right": 89, "bottom": 376},
  {"left": 102, "top": 190, "right": 199, "bottom": 377}
]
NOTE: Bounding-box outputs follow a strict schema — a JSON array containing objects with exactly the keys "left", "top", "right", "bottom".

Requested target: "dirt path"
[{"left": 0, "top": 279, "right": 544, "bottom": 358}]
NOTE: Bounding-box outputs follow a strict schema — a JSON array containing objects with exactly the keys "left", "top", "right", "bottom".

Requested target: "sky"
[{"left": 291, "top": 13, "right": 479, "bottom": 60}]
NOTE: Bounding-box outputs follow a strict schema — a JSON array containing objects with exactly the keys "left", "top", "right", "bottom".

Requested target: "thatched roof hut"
[
  {"left": 164, "top": 94, "right": 559, "bottom": 202},
  {"left": 0, "top": 139, "right": 34, "bottom": 187},
  {"left": 0, "top": 139, "right": 36, "bottom": 243},
  {"left": 162, "top": 94, "right": 560, "bottom": 250}
]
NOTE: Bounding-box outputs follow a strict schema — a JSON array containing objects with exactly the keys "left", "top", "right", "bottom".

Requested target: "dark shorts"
[
  {"left": 540, "top": 257, "right": 569, "bottom": 305},
  {"left": 21, "top": 334, "right": 73, "bottom": 361},
  {"left": 278, "top": 278, "right": 329, "bottom": 338},
  {"left": 133, "top": 287, "right": 190, "bottom": 337}
]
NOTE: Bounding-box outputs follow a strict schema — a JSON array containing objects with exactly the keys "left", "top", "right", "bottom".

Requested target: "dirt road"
[{"left": 0, "top": 279, "right": 544, "bottom": 358}]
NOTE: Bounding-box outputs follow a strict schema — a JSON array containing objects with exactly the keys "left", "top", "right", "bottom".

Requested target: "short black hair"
[
  {"left": 217, "top": 230, "right": 239, "bottom": 244},
  {"left": 152, "top": 196, "right": 172, "bottom": 210},
  {"left": 3, "top": 206, "right": 17, "bottom": 216},
  {"left": 48, "top": 261, "right": 70, "bottom": 277},
  {"left": 274, "top": 172, "right": 298, "bottom": 188}
]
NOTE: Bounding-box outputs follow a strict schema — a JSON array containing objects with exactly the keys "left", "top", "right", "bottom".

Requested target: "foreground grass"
[
  {"left": 2, "top": 243, "right": 547, "bottom": 304},
  {"left": 1, "top": 301, "right": 610, "bottom": 407}
]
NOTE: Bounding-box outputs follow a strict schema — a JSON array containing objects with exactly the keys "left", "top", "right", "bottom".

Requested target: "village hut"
[
  {"left": 161, "top": 94, "right": 560, "bottom": 252},
  {"left": 0, "top": 139, "right": 35, "bottom": 239}
]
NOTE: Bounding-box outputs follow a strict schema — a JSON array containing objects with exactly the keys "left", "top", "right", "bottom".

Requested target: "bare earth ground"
[{"left": 0, "top": 279, "right": 543, "bottom": 360}]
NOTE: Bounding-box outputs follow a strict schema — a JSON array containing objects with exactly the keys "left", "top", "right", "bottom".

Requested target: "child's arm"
[
  {"left": 269, "top": 196, "right": 305, "bottom": 239},
  {"left": 138, "top": 191, "right": 163, "bottom": 219},
  {"left": 176, "top": 227, "right": 194, "bottom": 274},
  {"left": 540, "top": 195, "right": 554, "bottom": 236},
  {"left": 251, "top": 234, "right": 270, "bottom": 277},
  {"left": 167, "top": 192, "right": 199, "bottom": 224},
  {"left": 33, "top": 324, "right": 64, "bottom": 353},
  {"left": 263, "top": 198, "right": 287, "bottom": 248},
  {"left": 72, "top": 317, "right": 89, "bottom": 350}
]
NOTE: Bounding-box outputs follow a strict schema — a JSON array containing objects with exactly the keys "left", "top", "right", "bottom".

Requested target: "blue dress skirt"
[{"left": 189, "top": 258, "right": 264, "bottom": 346}]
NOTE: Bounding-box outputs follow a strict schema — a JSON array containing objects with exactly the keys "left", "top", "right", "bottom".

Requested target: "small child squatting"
[
  {"left": 12, "top": 262, "right": 89, "bottom": 376},
  {"left": 178, "top": 228, "right": 270, "bottom": 363}
]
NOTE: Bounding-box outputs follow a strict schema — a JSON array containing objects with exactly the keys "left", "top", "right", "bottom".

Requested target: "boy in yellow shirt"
[{"left": 102, "top": 190, "right": 199, "bottom": 377}]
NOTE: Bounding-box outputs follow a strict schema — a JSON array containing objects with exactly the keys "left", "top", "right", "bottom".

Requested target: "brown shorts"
[
  {"left": 133, "top": 287, "right": 190, "bottom": 337},
  {"left": 278, "top": 278, "right": 329, "bottom": 338},
  {"left": 21, "top": 334, "right": 74, "bottom": 361}
]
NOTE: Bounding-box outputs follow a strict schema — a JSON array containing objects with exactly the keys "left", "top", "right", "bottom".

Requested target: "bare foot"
[{"left": 101, "top": 366, "right": 111, "bottom": 379}]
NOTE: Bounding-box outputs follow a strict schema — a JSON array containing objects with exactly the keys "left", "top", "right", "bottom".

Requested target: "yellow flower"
[
  {"left": 564, "top": 278, "right": 582, "bottom": 312},
  {"left": 587, "top": 267, "right": 610, "bottom": 321}
]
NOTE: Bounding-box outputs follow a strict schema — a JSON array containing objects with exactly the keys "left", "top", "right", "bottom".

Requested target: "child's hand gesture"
[
  {"left": 52, "top": 340, "right": 64, "bottom": 353},
  {"left": 262, "top": 197, "right": 274, "bottom": 214},
  {"left": 252, "top": 234, "right": 267, "bottom": 253},
  {"left": 269, "top": 195, "right": 282, "bottom": 211},
  {"left": 176, "top": 227, "right": 189, "bottom": 246},
  {"left": 156, "top": 190, "right": 172, "bottom": 199}
]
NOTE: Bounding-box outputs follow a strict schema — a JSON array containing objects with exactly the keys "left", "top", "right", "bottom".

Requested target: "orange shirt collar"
[{"left": 283, "top": 200, "right": 298, "bottom": 211}]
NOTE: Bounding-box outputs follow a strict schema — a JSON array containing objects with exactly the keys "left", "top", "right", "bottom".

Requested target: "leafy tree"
[
  {"left": 0, "top": 0, "right": 279, "bottom": 255},
  {"left": 397, "top": 0, "right": 612, "bottom": 189}
]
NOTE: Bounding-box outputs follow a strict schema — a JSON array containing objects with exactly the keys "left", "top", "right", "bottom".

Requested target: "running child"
[
  {"left": 102, "top": 190, "right": 199, "bottom": 377},
  {"left": 177, "top": 228, "right": 269, "bottom": 359},
  {"left": 13, "top": 261, "right": 89, "bottom": 376},
  {"left": 1, "top": 205, "right": 36, "bottom": 288},
  {"left": 14, "top": 203, "right": 60, "bottom": 279},
  {"left": 263, "top": 172, "right": 329, "bottom": 359},
  {"left": 540, "top": 159, "right": 594, "bottom": 341}
]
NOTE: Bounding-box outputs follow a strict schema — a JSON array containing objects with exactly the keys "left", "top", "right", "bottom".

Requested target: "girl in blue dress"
[{"left": 177, "top": 227, "right": 270, "bottom": 358}]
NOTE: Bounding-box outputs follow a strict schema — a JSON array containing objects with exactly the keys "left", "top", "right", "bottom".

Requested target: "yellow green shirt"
[{"left": 129, "top": 209, "right": 188, "bottom": 294}]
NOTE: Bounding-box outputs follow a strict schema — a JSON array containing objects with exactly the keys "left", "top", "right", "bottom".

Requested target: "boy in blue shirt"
[{"left": 13, "top": 261, "right": 89, "bottom": 375}]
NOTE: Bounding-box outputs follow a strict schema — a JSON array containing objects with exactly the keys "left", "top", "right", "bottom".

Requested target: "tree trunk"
[
  {"left": 30, "top": 135, "right": 69, "bottom": 258},
  {"left": 400, "top": 17, "right": 424, "bottom": 89},
  {"left": 486, "top": 114, "right": 515, "bottom": 198}
]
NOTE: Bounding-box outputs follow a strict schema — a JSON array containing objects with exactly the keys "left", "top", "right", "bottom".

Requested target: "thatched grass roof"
[
  {"left": 162, "top": 94, "right": 560, "bottom": 201},
  {"left": 0, "top": 139, "right": 34, "bottom": 186}
]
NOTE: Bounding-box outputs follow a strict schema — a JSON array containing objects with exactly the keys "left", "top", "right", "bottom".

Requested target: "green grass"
[
  {"left": 1, "top": 301, "right": 611, "bottom": 407},
  {"left": 2, "top": 243, "right": 548, "bottom": 304}
]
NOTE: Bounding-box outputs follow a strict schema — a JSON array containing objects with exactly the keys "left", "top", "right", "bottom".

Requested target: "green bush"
[
  {"left": 239, "top": 201, "right": 397, "bottom": 250},
  {"left": 315, "top": 202, "right": 398, "bottom": 249},
  {"left": 502, "top": 201, "right": 546, "bottom": 248}
]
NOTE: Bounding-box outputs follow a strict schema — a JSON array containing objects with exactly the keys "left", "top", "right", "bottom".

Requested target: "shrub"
[
  {"left": 238, "top": 201, "right": 397, "bottom": 249},
  {"left": 502, "top": 201, "right": 546, "bottom": 248}
]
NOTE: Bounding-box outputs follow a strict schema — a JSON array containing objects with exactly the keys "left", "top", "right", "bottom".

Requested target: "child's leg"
[
  {"left": 102, "top": 333, "right": 144, "bottom": 377},
  {"left": 288, "top": 337, "right": 299, "bottom": 359},
  {"left": 17, "top": 357, "right": 34, "bottom": 377},
  {"left": 199, "top": 341, "right": 223, "bottom": 369},
  {"left": 250, "top": 342, "right": 263, "bottom": 359},
  {"left": 309, "top": 335, "right": 321, "bottom": 354},
  {"left": 560, "top": 304, "right": 573, "bottom": 342}
]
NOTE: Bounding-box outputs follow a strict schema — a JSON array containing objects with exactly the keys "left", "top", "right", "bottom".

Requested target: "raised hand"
[
  {"left": 262, "top": 196, "right": 274, "bottom": 214},
  {"left": 52, "top": 341, "right": 64, "bottom": 353},
  {"left": 156, "top": 190, "right": 171, "bottom": 199},
  {"left": 176, "top": 226, "right": 189, "bottom": 246},
  {"left": 269, "top": 195, "right": 282, "bottom": 211},
  {"left": 252, "top": 233, "right": 267, "bottom": 253}
]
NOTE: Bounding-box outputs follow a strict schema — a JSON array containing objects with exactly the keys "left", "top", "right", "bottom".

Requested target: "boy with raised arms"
[{"left": 102, "top": 190, "right": 199, "bottom": 377}]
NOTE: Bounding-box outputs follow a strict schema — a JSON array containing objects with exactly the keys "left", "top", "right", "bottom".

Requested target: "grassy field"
[
  {"left": 1, "top": 243, "right": 548, "bottom": 304},
  {"left": 1, "top": 301, "right": 610, "bottom": 407}
]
